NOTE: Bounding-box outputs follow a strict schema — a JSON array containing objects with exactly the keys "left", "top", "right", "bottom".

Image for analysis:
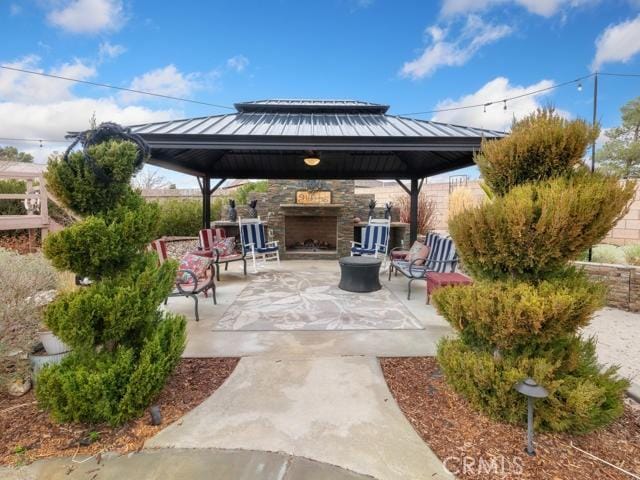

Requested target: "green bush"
[
  {"left": 437, "top": 338, "right": 628, "bottom": 433},
  {"left": 234, "top": 180, "right": 268, "bottom": 206},
  {"left": 156, "top": 199, "right": 201, "bottom": 237},
  {"left": 37, "top": 130, "right": 186, "bottom": 426},
  {"left": 45, "top": 141, "right": 142, "bottom": 217},
  {"left": 476, "top": 109, "right": 599, "bottom": 196},
  {"left": 433, "top": 269, "right": 605, "bottom": 353},
  {"left": 622, "top": 244, "right": 640, "bottom": 265},
  {"left": 155, "top": 197, "right": 228, "bottom": 237},
  {"left": 435, "top": 109, "right": 633, "bottom": 433},
  {"left": 450, "top": 172, "right": 635, "bottom": 280},
  {"left": 37, "top": 314, "right": 185, "bottom": 425},
  {"left": 0, "top": 179, "right": 27, "bottom": 216}
]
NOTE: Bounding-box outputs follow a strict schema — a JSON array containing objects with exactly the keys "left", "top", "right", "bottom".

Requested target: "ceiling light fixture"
[{"left": 304, "top": 153, "right": 320, "bottom": 167}]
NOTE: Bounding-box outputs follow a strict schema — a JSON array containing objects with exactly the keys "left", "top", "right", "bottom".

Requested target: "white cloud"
[
  {"left": 226, "top": 55, "right": 249, "bottom": 73},
  {"left": 591, "top": 15, "right": 640, "bottom": 71},
  {"left": 9, "top": 3, "right": 22, "bottom": 15},
  {"left": 431, "top": 76, "right": 568, "bottom": 131},
  {"left": 441, "top": 0, "right": 596, "bottom": 17},
  {"left": 47, "top": 0, "right": 125, "bottom": 34},
  {"left": 98, "top": 41, "right": 126, "bottom": 61},
  {"left": 0, "top": 55, "right": 96, "bottom": 104},
  {"left": 401, "top": 15, "right": 512, "bottom": 79},
  {"left": 119, "top": 65, "right": 208, "bottom": 103},
  {"left": 0, "top": 56, "right": 179, "bottom": 163}
]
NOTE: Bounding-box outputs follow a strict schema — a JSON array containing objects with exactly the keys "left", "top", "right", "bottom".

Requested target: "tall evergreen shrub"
[
  {"left": 433, "top": 109, "right": 635, "bottom": 433},
  {"left": 36, "top": 125, "right": 186, "bottom": 425}
]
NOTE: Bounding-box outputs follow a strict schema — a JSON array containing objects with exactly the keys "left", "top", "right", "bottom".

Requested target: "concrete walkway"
[
  {"left": 0, "top": 448, "right": 375, "bottom": 479},
  {"left": 146, "top": 356, "right": 453, "bottom": 480}
]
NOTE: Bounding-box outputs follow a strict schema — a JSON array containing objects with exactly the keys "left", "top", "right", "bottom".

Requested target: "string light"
[
  {"left": 577, "top": 82, "right": 583, "bottom": 92},
  {"left": 503, "top": 100, "right": 508, "bottom": 111},
  {"left": 399, "top": 73, "right": 598, "bottom": 116}
]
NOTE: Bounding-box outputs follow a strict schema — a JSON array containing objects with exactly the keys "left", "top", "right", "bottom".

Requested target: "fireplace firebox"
[{"left": 284, "top": 216, "right": 338, "bottom": 253}]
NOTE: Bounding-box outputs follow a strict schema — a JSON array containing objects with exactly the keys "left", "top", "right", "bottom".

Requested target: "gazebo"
[{"left": 129, "top": 99, "right": 504, "bottom": 242}]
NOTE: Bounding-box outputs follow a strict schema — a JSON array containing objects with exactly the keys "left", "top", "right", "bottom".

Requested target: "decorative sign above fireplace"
[{"left": 295, "top": 190, "right": 332, "bottom": 204}]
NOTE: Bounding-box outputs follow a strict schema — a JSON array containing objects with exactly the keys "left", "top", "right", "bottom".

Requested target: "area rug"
[{"left": 214, "top": 271, "right": 423, "bottom": 331}]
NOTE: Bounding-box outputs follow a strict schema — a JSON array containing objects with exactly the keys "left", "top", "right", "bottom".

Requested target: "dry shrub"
[
  {"left": 395, "top": 190, "right": 436, "bottom": 234},
  {"left": 448, "top": 186, "right": 479, "bottom": 219},
  {"left": 0, "top": 249, "right": 58, "bottom": 387}
]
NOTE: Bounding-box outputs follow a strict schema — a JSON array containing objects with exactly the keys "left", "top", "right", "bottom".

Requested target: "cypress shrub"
[
  {"left": 433, "top": 109, "right": 634, "bottom": 433},
  {"left": 36, "top": 126, "right": 186, "bottom": 425}
]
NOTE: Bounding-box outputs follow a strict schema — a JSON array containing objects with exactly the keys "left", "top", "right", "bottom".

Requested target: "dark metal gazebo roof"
[{"left": 129, "top": 99, "right": 504, "bottom": 180}]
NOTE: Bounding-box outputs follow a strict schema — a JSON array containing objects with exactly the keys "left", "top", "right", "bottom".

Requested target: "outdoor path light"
[{"left": 514, "top": 377, "right": 549, "bottom": 456}]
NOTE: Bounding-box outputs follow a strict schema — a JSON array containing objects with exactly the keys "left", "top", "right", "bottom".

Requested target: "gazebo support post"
[
  {"left": 409, "top": 178, "right": 419, "bottom": 244},
  {"left": 200, "top": 175, "right": 211, "bottom": 230}
]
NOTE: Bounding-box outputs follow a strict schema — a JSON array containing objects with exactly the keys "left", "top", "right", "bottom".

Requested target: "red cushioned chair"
[{"left": 150, "top": 239, "right": 216, "bottom": 321}]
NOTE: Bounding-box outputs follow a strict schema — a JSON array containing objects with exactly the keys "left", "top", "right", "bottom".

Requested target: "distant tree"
[
  {"left": 132, "top": 169, "right": 169, "bottom": 190},
  {"left": 0, "top": 146, "right": 34, "bottom": 163},
  {"left": 598, "top": 96, "right": 640, "bottom": 178}
]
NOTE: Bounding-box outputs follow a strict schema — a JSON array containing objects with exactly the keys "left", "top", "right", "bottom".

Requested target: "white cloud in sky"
[
  {"left": 226, "top": 55, "right": 249, "bottom": 73},
  {"left": 0, "top": 55, "right": 96, "bottom": 104},
  {"left": 591, "top": 15, "right": 640, "bottom": 70},
  {"left": 9, "top": 3, "right": 22, "bottom": 15},
  {"left": 401, "top": 15, "right": 512, "bottom": 79},
  {"left": 47, "top": 0, "right": 126, "bottom": 34},
  {"left": 98, "top": 41, "right": 126, "bottom": 61},
  {"left": 119, "top": 64, "right": 210, "bottom": 103},
  {"left": 431, "top": 76, "right": 568, "bottom": 131},
  {"left": 440, "top": 0, "right": 596, "bottom": 17},
  {"left": 0, "top": 55, "right": 179, "bottom": 163}
]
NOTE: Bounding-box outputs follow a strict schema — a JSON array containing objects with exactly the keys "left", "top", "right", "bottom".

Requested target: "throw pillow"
[
  {"left": 178, "top": 253, "right": 211, "bottom": 281},
  {"left": 408, "top": 242, "right": 430, "bottom": 266},
  {"left": 212, "top": 237, "right": 236, "bottom": 257}
]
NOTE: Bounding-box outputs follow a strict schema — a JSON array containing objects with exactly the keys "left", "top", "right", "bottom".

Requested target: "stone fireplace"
[{"left": 263, "top": 179, "right": 357, "bottom": 259}]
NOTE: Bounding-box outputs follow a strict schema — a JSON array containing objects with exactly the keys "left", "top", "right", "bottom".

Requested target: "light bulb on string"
[
  {"left": 503, "top": 100, "right": 507, "bottom": 111},
  {"left": 577, "top": 82, "right": 583, "bottom": 92}
]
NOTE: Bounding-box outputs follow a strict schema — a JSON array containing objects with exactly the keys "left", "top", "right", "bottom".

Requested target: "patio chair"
[
  {"left": 197, "top": 228, "right": 247, "bottom": 281},
  {"left": 238, "top": 216, "right": 280, "bottom": 272},
  {"left": 389, "top": 235, "right": 459, "bottom": 299},
  {"left": 198, "top": 227, "right": 226, "bottom": 250},
  {"left": 351, "top": 217, "right": 390, "bottom": 265},
  {"left": 150, "top": 238, "right": 216, "bottom": 321}
]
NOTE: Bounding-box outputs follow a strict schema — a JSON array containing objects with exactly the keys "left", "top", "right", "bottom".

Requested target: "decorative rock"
[{"left": 8, "top": 378, "right": 32, "bottom": 397}]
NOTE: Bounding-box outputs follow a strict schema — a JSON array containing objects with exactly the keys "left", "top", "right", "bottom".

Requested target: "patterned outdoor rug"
[{"left": 214, "top": 271, "right": 423, "bottom": 331}]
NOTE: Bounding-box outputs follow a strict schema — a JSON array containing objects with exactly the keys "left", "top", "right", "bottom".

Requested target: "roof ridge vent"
[{"left": 234, "top": 99, "right": 389, "bottom": 114}]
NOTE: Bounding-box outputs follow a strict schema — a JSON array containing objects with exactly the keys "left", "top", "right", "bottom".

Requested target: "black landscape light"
[{"left": 514, "top": 377, "right": 549, "bottom": 456}]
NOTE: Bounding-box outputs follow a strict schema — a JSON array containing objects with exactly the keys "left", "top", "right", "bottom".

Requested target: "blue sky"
[{"left": 1, "top": 0, "right": 640, "bottom": 186}]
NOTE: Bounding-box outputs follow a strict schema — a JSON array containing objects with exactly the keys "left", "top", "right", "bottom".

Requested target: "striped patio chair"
[
  {"left": 239, "top": 216, "right": 280, "bottom": 272},
  {"left": 388, "top": 235, "right": 459, "bottom": 299},
  {"left": 198, "top": 228, "right": 226, "bottom": 251},
  {"left": 150, "top": 238, "right": 216, "bottom": 321},
  {"left": 351, "top": 217, "right": 390, "bottom": 265},
  {"left": 197, "top": 228, "right": 246, "bottom": 281}
]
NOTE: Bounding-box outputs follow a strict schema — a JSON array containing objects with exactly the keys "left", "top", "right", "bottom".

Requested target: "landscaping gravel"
[{"left": 583, "top": 307, "right": 640, "bottom": 385}]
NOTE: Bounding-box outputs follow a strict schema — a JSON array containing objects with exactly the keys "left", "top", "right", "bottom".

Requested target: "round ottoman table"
[{"left": 338, "top": 256, "right": 382, "bottom": 293}]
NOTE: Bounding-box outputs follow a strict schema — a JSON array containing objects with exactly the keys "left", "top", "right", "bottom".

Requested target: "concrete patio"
[{"left": 166, "top": 259, "right": 452, "bottom": 358}]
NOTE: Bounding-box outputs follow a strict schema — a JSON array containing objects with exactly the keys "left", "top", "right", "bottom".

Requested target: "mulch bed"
[
  {"left": 0, "top": 358, "right": 238, "bottom": 466},
  {"left": 380, "top": 357, "right": 640, "bottom": 480}
]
